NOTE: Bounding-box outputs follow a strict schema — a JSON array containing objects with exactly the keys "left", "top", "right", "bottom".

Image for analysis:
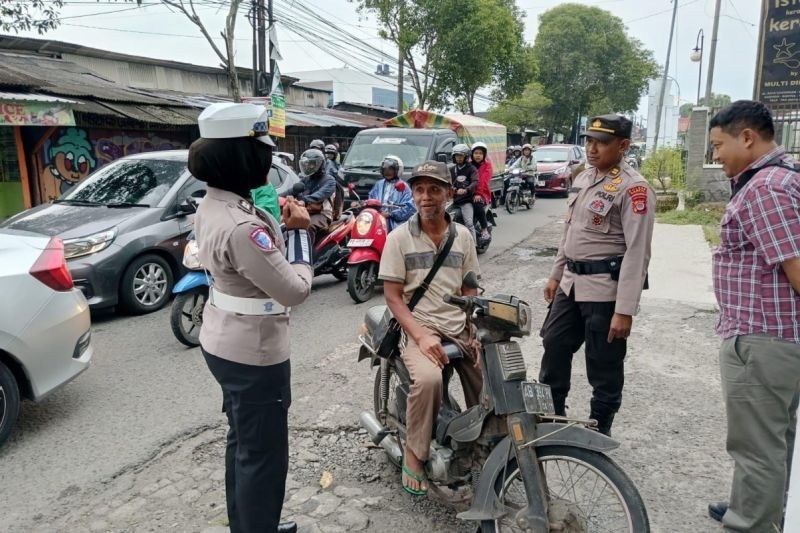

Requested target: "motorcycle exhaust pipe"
[{"left": 359, "top": 411, "right": 403, "bottom": 464}]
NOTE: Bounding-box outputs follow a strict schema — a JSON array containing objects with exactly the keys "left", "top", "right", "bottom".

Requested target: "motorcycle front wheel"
[
  {"left": 482, "top": 445, "right": 649, "bottom": 533},
  {"left": 170, "top": 286, "right": 208, "bottom": 347},
  {"left": 505, "top": 191, "right": 519, "bottom": 214},
  {"left": 347, "top": 261, "right": 377, "bottom": 303}
]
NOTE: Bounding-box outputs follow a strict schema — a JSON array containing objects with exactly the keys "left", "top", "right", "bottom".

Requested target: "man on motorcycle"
[
  {"left": 368, "top": 156, "right": 416, "bottom": 232},
  {"left": 509, "top": 143, "right": 538, "bottom": 195},
  {"left": 284, "top": 148, "right": 336, "bottom": 244},
  {"left": 378, "top": 161, "right": 483, "bottom": 496},
  {"left": 450, "top": 143, "right": 478, "bottom": 242}
]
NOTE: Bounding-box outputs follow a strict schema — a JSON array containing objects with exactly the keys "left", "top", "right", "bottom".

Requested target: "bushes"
[{"left": 642, "top": 148, "right": 685, "bottom": 192}]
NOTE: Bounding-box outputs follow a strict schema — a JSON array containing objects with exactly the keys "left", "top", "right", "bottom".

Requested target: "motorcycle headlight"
[
  {"left": 554, "top": 166, "right": 568, "bottom": 175},
  {"left": 355, "top": 212, "right": 374, "bottom": 236},
  {"left": 183, "top": 239, "right": 202, "bottom": 270},
  {"left": 518, "top": 301, "right": 532, "bottom": 335},
  {"left": 64, "top": 228, "right": 117, "bottom": 259}
]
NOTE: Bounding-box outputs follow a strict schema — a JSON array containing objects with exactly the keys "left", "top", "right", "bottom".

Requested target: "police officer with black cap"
[
  {"left": 539, "top": 114, "right": 655, "bottom": 436},
  {"left": 190, "top": 102, "right": 312, "bottom": 533}
]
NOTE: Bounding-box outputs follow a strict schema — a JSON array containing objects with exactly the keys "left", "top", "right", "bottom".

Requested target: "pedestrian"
[
  {"left": 189, "top": 102, "right": 313, "bottom": 533},
  {"left": 706, "top": 100, "right": 800, "bottom": 532},
  {"left": 539, "top": 114, "right": 655, "bottom": 436}
]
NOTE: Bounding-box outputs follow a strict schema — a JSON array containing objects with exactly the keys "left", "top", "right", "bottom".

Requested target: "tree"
[
  {"left": 487, "top": 81, "right": 551, "bottom": 133},
  {"left": 435, "top": 0, "right": 531, "bottom": 114},
  {"left": 642, "top": 147, "right": 685, "bottom": 192},
  {"left": 680, "top": 93, "right": 732, "bottom": 117},
  {"left": 531, "top": 4, "right": 659, "bottom": 138},
  {"left": 162, "top": 0, "right": 244, "bottom": 101}
]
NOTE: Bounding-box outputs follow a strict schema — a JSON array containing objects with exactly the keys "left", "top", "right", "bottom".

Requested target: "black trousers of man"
[
  {"left": 203, "top": 350, "right": 291, "bottom": 533},
  {"left": 539, "top": 288, "right": 626, "bottom": 434}
]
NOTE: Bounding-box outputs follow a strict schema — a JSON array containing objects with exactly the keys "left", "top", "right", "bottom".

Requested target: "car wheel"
[
  {"left": 120, "top": 254, "right": 174, "bottom": 315},
  {"left": 0, "top": 361, "right": 20, "bottom": 448},
  {"left": 561, "top": 178, "right": 571, "bottom": 198}
]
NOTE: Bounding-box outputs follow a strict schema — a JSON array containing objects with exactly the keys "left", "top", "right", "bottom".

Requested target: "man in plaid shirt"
[{"left": 707, "top": 100, "right": 800, "bottom": 532}]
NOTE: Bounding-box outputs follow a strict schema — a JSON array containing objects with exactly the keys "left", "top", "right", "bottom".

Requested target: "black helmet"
[
  {"left": 309, "top": 139, "right": 325, "bottom": 151},
  {"left": 452, "top": 143, "right": 470, "bottom": 162},
  {"left": 299, "top": 149, "right": 326, "bottom": 176},
  {"left": 324, "top": 144, "right": 338, "bottom": 155}
]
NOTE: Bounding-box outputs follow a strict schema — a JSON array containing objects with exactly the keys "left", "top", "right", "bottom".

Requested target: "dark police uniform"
[{"left": 539, "top": 114, "right": 656, "bottom": 435}]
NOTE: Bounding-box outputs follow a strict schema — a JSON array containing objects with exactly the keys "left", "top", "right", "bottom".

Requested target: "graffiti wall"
[{"left": 34, "top": 127, "right": 190, "bottom": 203}]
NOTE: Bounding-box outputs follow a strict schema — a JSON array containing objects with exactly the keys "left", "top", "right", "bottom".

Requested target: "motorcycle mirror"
[
  {"left": 292, "top": 182, "right": 306, "bottom": 197},
  {"left": 463, "top": 271, "right": 480, "bottom": 290}
]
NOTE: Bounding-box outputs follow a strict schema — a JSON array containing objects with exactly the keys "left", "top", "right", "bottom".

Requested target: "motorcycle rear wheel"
[
  {"left": 347, "top": 261, "right": 377, "bottom": 303},
  {"left": 505, "top": 192, "right": 519, "bottom": 214},
  {"left": 170, "top": 287, "right": 208, "bottom": 348},
  {"left": 481, "top": 445, "right": 649, "bottom": 533}
]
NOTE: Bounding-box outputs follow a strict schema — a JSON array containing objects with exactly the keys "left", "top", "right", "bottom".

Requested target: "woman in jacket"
[{"left": 471, "top": 142, "right": 493, "bottom": 240}]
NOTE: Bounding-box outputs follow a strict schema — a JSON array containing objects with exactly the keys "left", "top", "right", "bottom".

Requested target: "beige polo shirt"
[{"left": 378, "top": 214, "right": 480, "bottom": 337}]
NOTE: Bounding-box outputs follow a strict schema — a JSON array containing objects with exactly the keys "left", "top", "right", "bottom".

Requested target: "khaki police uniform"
[
  {"left": 378, "top": 161, "right": 483, "bottom": 462},
  {"left": 539, "top": 114, "right": 655, "bottom": 435}
]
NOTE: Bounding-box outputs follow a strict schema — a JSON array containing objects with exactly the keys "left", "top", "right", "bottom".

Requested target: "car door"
[{"left": 166, "top": 177, "right": 207, "bottom": 263}]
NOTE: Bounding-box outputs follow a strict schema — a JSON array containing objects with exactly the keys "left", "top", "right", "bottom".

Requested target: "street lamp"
[{"left": 691, "top": 29, "right": 704, "bottom": 105}]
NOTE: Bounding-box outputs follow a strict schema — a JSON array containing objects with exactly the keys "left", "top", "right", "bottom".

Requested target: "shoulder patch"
[
  {"left": 238, "top": 199, "right": 254, "bottom": 214},
  {"left": 627, "top": 185, "right": 649, "bottom": 215},
  {"left": 249, "top": 227, "right": 275, "bottom": 252}
]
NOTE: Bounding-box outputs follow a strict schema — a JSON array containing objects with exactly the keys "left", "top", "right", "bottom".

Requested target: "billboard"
[{"left": 754, "top": 0, "right": 800, "bottom": 105}]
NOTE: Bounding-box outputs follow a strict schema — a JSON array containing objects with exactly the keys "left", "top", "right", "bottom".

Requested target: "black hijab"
[{"left": 188, "top": 137, "right": 272, "bottom": 198}]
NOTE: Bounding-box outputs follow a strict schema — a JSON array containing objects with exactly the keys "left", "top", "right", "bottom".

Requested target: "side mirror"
[
  {"left": 190, "top": 189, "right": 207, "bottom": 199},
  {"left": 178, "top": 198, "right": 197, "bottom": 215},
  {"left": 292, "top": 182, "right": 306, "bottom": 197},
  {"left": 463, "top": 271, "right": 481, "bottom": 290},
  {"left": 437, "top": 153, "right": 448, "bottom": 164}
]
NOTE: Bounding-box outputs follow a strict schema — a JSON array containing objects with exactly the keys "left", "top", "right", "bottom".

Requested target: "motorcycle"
[
  {"left": 504, "top": 168, "right": 535, "bottom": 214},
  {"left": 346, "top": 198, "right": 401, "bottom": 303},
  {"left": 170, "top": 231, "right": 209, "bottom": 347},
  {"left": 357, "top": 273, "right": 649, "bottom": 532},
  {"left": 447, "top": 201, "right": 495, "bottom": 256}
]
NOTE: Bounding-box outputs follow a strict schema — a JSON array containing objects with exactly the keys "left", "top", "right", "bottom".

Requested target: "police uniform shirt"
[
  {"left": 550, "top": 162, "right": 656, "bottom": 315},
  {"left": 195, "top": 187, "right": 313, "bottom": 366}
]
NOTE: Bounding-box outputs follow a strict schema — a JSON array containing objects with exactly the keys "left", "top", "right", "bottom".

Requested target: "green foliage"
[
  {"left": 679, "top": 93, "right": 732, "bottom": 117},
  {"left": 530, "top": 3, "right": 659, "bottom": 137},
  {"left": 657, "top": 202, "right": 726, "bottom": 245},
  {"left": 641, "top": 147, "right": 685, "bottom": 192},
  {"left": 486, "top": 82, "right": 551, "bottom": 132}
]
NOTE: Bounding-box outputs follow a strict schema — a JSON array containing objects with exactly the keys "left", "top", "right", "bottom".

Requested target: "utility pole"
[
  {"left": 267, "top": 0, "right": 276, "bottom": 93},
  {"left": 251, "top": 4, "right": 258, "bottom": 96},
  {"left": 652, "top": 0, "right": 679, "bottom": 154},
  {"left": 256, "top": 0, "right": 267, "bottom": 96},
  {"left": 396, "top": 46, "right": 404, "bottom": 114},
  {"left": 705, "top": 0, "right": 722, "bottom": 105}
]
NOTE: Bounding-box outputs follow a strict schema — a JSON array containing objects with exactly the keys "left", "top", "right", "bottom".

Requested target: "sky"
[{"left": 10, "top": 0, "right": 762, "bottom": 120}]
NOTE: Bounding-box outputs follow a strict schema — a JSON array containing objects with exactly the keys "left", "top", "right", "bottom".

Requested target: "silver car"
[{"left": 0, "top": 231, "right": 93, "bottom": 447}]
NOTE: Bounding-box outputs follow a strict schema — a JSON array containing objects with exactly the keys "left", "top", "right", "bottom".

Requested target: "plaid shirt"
[{"left": 712, "top": 146, "right": 800, "bottom": 344}]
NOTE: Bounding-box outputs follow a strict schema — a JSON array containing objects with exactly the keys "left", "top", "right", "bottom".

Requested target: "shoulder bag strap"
[{"left": 407, "top": 223, "right": 457, "bottom": 312}]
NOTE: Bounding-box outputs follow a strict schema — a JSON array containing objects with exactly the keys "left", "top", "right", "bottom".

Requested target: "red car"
[{"left": 533, "top": 144, "right": 586, "bottom": 197}]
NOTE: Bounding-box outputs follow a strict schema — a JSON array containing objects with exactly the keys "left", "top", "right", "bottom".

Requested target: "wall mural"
[{"left": 36, "top": 127, "right": 188, "bottom": 203}]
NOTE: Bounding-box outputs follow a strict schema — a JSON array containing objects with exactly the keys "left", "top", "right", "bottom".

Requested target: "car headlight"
[
  {"left": 63, "top": 228, "right": 118, "bottom": 259},
  {"left": 355, "top": 212, "right": 374, "bottom": 236},
  {"left": 554, "top": 166, "right": 568, "bottom": 175},
  {"left": 183, "top": 239, "right": 202, "bottom": 270}
]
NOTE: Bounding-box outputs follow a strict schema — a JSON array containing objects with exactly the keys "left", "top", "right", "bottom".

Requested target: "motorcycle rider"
[
  {"left": 508, "top": 145, "right": 522, "bottom": 166},
  {"left": 471, "top": 142, "right": 493, "bottom": 241},
  {"left": 284, "top": 148, "right": 336, "bottom": 245},
  {"left": 509, "top": 143, "right": 538, "bottom": 196},
  {"left": 378, "top": 160, "right": 483, "bottom": 496},
  {"left": 367, "top": 155, "right": 416, "bottom": 232},
  {"left": 505, "top": 147, "right": 514, "bottom": 166},
  {"left": 450, "top": 143, "right": 478, "bottom": 242},
  {"left": 325, "top": 144, "right": 340, "bottom": 171}
]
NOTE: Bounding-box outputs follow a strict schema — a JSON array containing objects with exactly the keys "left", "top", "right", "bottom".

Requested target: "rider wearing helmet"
[
  {"left": 509, "top": 143, "right": 538, "bottom": 196},
  {"left": 450, "top": 143, "right": 479, "bottom": 242},
  {"left": 284, "top": 148, "right": 336, "bottom": 244},
  {"left": 509, "top": 145, "right": 522, "bottom": 166},
  {"left": 367, "top": 155, "right": 416, "bottom": 232},
  {"left": 309, "top": 139, "right": 325, "bottom": 151},
  {"left": 471, "top": 142, "right": 493, "bottom": 240},
  {"left": 324, "top": 143, "right": 341, "bottom": 179}
]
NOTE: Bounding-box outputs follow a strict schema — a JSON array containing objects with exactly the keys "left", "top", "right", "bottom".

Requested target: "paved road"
[{"left": 0, "top": 199, "right": 565, "bottom": 528}]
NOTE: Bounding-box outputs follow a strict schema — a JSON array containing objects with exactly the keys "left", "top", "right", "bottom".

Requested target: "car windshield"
[
  {"left": 534, "top": 149, "right": 570, "bottom": 163},
  {"left": 343, "top": 134, "right": 432, "bottom": 169},
  {"left": 60, "top": 159, "right": 186, "bottom": 206}
]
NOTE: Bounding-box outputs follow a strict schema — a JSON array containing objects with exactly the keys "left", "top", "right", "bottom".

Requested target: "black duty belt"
[{"left": 566, "top": 257, "right": 624, "bottom": 280}]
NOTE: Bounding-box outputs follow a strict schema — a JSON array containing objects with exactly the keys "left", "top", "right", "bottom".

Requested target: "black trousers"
[
  {"left": 473, "top": 199, "right": 488, "bottom": 229},
  {"left": 539, "top": 288, "right": 626, "bottom": 422},
  {"left": 203, "top": 350, "right": 291, "bottom": 533}
]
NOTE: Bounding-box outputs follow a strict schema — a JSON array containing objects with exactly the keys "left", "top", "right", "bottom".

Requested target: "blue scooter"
[{"left": 170, "top": 234, "right": 210, "bottom": 347}]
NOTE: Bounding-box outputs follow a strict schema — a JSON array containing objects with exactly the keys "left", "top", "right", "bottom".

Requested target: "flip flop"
[{"left": 401, "top": 465, "right": 428, "bottom": 496}]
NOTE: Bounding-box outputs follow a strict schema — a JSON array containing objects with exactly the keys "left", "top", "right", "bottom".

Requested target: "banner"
[
  {"left": 269, "top": 63, "right": 286, "bottom": 139},
  {"left": 0, "top": 101, "right": 75, "bottom": 126},
  {"left": 755, "top": 0, "right": 800, "bottom": 105}
]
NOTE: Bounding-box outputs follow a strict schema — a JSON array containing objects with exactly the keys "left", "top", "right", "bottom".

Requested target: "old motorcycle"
[{"left": 357, "top": 274, "right": 649, "bottom": 532}]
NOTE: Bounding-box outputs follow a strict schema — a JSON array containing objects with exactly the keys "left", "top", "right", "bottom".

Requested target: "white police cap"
[{"left": 197, "top": 102, "right": 275, "bottom": 146}]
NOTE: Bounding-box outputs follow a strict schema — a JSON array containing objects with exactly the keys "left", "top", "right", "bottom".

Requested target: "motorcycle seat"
[{"left": 364, "top": 305, "right": 463, "bottom": 361}]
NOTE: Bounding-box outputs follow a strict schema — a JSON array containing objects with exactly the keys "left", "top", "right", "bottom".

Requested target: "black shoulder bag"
[{"left": 375, "top": 225, "right": 457, "bottom": 359}]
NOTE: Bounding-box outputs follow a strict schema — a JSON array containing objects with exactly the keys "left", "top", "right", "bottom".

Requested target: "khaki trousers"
[
  {"left": 720, "top": 334, "right": 800, "bottom": 533},
  {"left": 401, "top": 327, "right": 483, "bottom": 461}
]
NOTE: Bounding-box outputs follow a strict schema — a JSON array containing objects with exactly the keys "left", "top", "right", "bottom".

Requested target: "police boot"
[
  {"left": 552, "top": 397, "right": 567, "bottom": 417},
  {"left": 590, "top": 411, "right": 615, "bottom": 437},
  {"left": 277, "top": 521, "right": 297, "bottom": 533}
]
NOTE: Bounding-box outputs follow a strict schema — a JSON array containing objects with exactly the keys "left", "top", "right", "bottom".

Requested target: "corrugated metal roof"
[
  {"left": 286, "top": 106, "right": 384, "bottom": 129},
  {"left": 98, "top": 102, "right": 199, "bottom": 125},
  {"left": 0, "top": 91, "right": 77, "bottom": 104}
]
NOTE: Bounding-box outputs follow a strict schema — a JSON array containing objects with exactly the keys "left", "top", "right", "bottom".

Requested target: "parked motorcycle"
[
  {"left": 170, "top": 232, "right": 209, "bottom": 347},
  {"left": 504, "top": 168, "right": 535, "bottom": 214},
  {"left": 357, "top": 273, "right": 649, "bottom": 532},
  {"left": 447, "top": 202, "right": 495, "bottom": 255},
  {"left": 346, "top": 198, "right": 400, "bottom": 303}
]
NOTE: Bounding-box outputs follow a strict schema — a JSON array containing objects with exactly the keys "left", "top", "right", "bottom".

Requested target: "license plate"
[
  {"left": 537, "top": 180, "right": 546, "bottom": 187},
  {"left": 521, "top": 381, "right": 555, "bottom": 415},
  {"left": 348, "top": 239, "right": 373, "bottom": 247}
]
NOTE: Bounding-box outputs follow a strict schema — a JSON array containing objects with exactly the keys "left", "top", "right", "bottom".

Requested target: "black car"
[{"left": 1, "top": 151, "right": 299, "bottom": 314}]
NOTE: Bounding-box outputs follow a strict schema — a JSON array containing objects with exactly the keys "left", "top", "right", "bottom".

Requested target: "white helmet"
[
  {"left": 198, "top": 103, "right": 275, "bottom": 146},
  {"left": 382, "top": 154, "right": 405, "bottom": 178},
  {"left": 471, "top": 142, "right": 488, "bottom": 155}
]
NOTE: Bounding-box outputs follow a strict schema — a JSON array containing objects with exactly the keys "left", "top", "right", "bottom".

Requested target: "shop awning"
[{"left": 0, "top": 92, "right": 76, "bottom": 126}]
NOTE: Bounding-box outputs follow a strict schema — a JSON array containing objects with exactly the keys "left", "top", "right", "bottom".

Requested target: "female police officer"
[{"left": 189, "top": 103, "right": 312, "bottom": 533}]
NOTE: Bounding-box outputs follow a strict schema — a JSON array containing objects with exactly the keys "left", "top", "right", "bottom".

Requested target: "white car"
[{"left": 0, "top": 231, "right": 93, "bottom": 447}]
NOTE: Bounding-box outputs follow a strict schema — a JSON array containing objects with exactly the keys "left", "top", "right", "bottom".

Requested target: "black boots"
[
  {"left": 590, "top": 411, "right": 615, "bottom": 437},
  {"left": 277, "top": 521, "right": 297, "bottom": 533}
]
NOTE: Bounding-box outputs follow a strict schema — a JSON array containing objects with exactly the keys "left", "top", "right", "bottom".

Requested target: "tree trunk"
[{"left": 225, "top": 38, "right": 241, "bottom": 102}]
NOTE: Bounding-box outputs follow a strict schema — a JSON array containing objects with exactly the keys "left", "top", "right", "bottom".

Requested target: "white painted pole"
[{"left": 786, "top": 415, "right": 800, "bottom": 532}]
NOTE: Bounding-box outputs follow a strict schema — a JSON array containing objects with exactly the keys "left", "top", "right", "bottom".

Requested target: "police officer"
[
  {"left": 190, "top": 103, "right": 313, "bottom": 533},
  {"left": 539, "top": 114, "right": 655, "bottom": 436}
]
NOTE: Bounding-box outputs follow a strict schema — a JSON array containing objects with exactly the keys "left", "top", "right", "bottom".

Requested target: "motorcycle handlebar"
[{"left": 443, "top": 294, "right": 469, "bottom": 308}]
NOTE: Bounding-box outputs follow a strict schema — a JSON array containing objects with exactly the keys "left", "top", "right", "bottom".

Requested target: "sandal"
[{"left": 401, "top": 465, "right": 429, "bottom": 496}]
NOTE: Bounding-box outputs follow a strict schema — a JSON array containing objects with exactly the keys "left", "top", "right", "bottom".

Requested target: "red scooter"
[{"left": 346, "top": 198, "right": 398, "bottom": 303}]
